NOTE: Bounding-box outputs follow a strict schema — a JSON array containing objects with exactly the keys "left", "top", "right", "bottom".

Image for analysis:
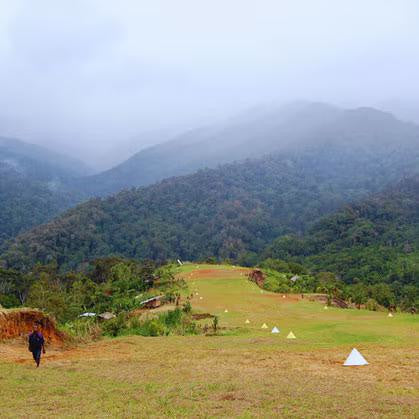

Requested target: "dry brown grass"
[
  {"left": 0, "top": 336, "right": 418, "bottom": 418},
  {"left": 1, "top": 265, "right": 418, "bottom": 417}
]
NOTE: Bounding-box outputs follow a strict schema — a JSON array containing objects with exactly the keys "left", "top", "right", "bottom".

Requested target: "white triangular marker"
[
  {"left": 261, "top": 323, "right": 268, "bottom": 329},
  {"left": 388, "top": 312, "right": 393, "bottom": 317},
  {"left": 282, "top": 295, "right": 286, "bottom": 298},
  {"left": 224, "top": 309, "right": 228, "bottom": 313},
  {"left": 245, "top": 319, "right": 250, "bottom": 324},
  {"left": 199, "top": 297, "right": 203, "bottom": 300},
  {"left": 324, "top": 306, "right": 328, "bottom": 310},
  {"left": 343, "top": 348, "right": 368, "bottom": 366},
  {"left": 271, "top": 326, "right": 280, "bottom": 334},
  {"left": 287, "top": 331, "right": 296, "bottom": 339}
]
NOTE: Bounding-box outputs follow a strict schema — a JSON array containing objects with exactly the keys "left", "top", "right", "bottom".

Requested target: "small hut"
[{"left": 140, "top": 295, "right": 163, "bottom": 309}]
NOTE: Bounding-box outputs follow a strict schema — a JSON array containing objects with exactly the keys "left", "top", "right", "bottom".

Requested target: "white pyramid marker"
[
  {"left": 287, "top": 331, "right": 296, "bottom": 339},
  {"left": 199, "top": 297, "right": 203, "bottom": 300},
  {"left": 271, "top": 326, "right": 280, "bottom": 334},
  {"left": 224, "top": 309, "right": 228, "bottom": 313},
  {"left": 261, "top": 323, "right": 268, "bottom": 329},
  {"left": 324, "top": 306, "right": 328, "bottom": 310},
  {"left": 388, "top": 312, "right": 393, "bottom": 317},
  {"left": 245, "top": 319, "right": 250, "bottom": 324},
  {"left": 343, "top": 348, "right": 368, "bottom": 366},
  {"left": 282, "top": 295, "right": 286, "bottom": 298}
]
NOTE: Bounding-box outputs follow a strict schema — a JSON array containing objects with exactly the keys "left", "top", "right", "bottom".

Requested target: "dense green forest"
[
  {"left": 0, "top": 168, "right": 80, "bottom": 245},
  {"left": 0, "top": 137, "right": 89, "bottom": 245},
  {"left": 2, "top": 104, "right": 419, "bottom": 248},
  {"left": 265, "top": 176, "right": 419, "bottom": 304},
  {"left": 1, "top": 106, "right": 418, "bottom": 313},
  {"left": 3, "top": 141, "right": 419, "bottom": 271}
]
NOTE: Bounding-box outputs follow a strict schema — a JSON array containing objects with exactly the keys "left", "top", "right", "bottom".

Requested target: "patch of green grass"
[{"left": 1, "top": 265, "right": 418, "bottom": 418}]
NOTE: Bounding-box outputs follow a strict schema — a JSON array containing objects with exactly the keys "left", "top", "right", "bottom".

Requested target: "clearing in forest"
[{"left": 1, "top": 264, "right": 418, "bottom": 418}]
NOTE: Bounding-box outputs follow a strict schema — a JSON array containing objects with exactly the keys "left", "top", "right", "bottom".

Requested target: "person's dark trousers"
[{"left": 32, "top": 349, "right": 42, "bottom": 367}]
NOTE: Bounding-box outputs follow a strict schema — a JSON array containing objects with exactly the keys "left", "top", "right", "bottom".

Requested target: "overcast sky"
[{"left": 0, "top": 0, "right": 418, "bottom": 168}]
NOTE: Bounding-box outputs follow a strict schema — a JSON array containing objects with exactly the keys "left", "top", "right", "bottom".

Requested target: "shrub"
[
  {"left": 61, "top": 317, "right": 102, "bottom": 342},
  {"left": 101, "top": 314, "right": 128, "bottom": 337},
  {"left": 0, "top": 294, "right": 20, "bottom": 308},
  {"left": 182, "top": 300, "right": 192, "bottom": 313},
  {"left": 365, "top": 298, "right": 379, "bottom": 311}
]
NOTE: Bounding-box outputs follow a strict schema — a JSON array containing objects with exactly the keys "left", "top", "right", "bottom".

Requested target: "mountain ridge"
[{"left": 75, "top": 103, "right": 419, "bottom": 196}]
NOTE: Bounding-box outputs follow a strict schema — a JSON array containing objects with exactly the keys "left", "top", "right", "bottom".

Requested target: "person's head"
[{"left": 33, "top": 322, "right": 40, "bottom": 332}]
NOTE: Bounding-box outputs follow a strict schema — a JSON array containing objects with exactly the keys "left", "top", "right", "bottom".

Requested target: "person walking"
[{"left": 28, "top": 322, "right": 46, "bottom": 367}]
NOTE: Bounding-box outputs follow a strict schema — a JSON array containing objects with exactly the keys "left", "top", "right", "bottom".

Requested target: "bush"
[
  {"left": 136, "top": 319, "right": 166, "bottom": 337},
  {"left": 101, "top": 309, "right": 200, "bottom": 337},
  {"left": 61, "top": 317, "right": 102, "bottom": 342},
  {"left": 0, "top": 294, "right": 20, "bottom": 308},
  {"left": 101, "top": 314, "right": 128, "bottom": 337},
  {"left": 182, "top": 300, "right": 192, "bottom": 313},
  {"left": 260, "top": 258, "right": 290, "bottom": 273},
  {"left": 365, "top": 298, "right": 379, "bottom": 311}
]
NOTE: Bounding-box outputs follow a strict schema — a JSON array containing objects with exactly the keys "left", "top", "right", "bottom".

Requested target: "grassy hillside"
[
  {"left": 176, "top": 264, "right": 417, "bottom": 346},
  {"left": 1, "top": 265, "right": 417, "bottom": 417}
]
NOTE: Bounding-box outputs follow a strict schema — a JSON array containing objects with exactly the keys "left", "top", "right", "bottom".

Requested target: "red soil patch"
[
  {"left": 0, "top": 308, "right": 65, "bottom": 344},
  {"left": 264, "top": 293, "right": 302, "bottom": 303},
  {"left": 189, "top": 268, "right": 250, "bottom": 280}
]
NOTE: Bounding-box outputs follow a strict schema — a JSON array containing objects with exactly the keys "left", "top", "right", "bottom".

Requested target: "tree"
[
  {"left": 316, "top": 272, "right": 342, "bottom": 305},
  {"left": 368, "top": 283, "right": 395, "bottom": 308},
  {"left": 351, "top": 283, "right": 368, "bottom": 309},
  {"left": 26, "top": 275, "right": 69, "bottom": 321}
]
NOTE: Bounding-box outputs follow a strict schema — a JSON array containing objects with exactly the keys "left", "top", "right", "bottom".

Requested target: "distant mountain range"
[
  {"left": 0, "top": 136, "right": 91, "bottom": 180},
  {"left": 76, "top": 102, "right": 419, "bottom": 196},
  {"left": 3, "top": 125, "right": 419, "bottom": 271},
  {"left": 0, "top": 137, "right": 89, "bottom": 245},
  {"left": 1, "top": 102, "right": 419, "bottom": 258}
]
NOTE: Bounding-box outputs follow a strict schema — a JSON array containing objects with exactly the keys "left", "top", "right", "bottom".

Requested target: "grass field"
[{"left": 1, "top": 264, "right": 418, "bottom": 418}]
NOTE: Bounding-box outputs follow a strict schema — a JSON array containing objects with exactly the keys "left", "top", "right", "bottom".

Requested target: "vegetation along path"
[{"left": 1, "top": 264, "right": 418, "bottom": 418}]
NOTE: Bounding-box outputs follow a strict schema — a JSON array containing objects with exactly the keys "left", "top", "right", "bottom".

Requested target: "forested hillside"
[
  {"left": 78, "top": 104, "right": 419, "bottom": 196},
  {"left": 0, "top": 136, "right": 91, "bottom": 180},
  {"left": 2, "top": 104, "right": 419, "bottom": 249},
  {"left": 3, "top": 138, "right": 419, "bottom": 271},
  {"left": 0, "top": 137, "right": 89, "bottom": 245},
  {"left": 266, "top": 176, "right": 419, "bottom": 287}
]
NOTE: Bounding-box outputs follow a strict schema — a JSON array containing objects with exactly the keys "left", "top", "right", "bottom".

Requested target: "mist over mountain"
[
  {"left": 377, "top": 99, "right": 419, "bottom": 125},
  {"left": 76, "top": 103, "right": 419, "bottom": 196},
  {"left": 0, "top": 136, "right": 91, "bottom": 180},
  {"left": 1, "top": 102, "right": 419, "bottom": 251},
  {"left": 4, "top": 120, "right": 419, "bottom": 271},
  {"left": 0, "top": 137, "right": 89, "bottom": 245}
]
